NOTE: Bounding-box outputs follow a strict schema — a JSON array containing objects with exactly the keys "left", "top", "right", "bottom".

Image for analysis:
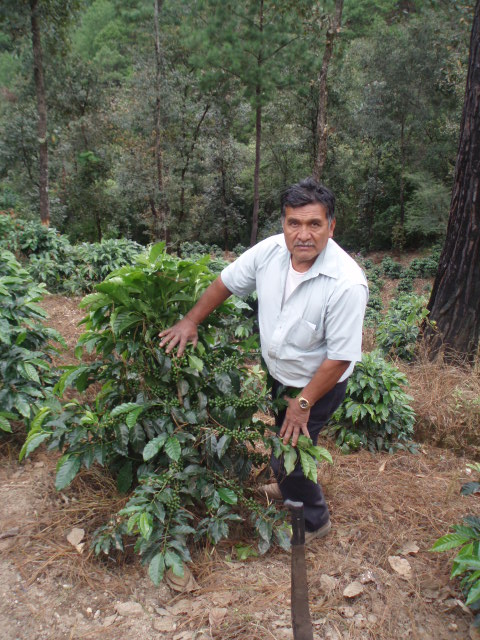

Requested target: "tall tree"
[
  {"left": 425, "top": 0, "right": 480, "bottom": 361},
  {"left": 0, "top": 0, "right": 80, "bottom": 225},
  {"left": 29, "top": 0, "right": 49, "bottom": 225},
  {"left": 312, "top": 0, "right": 344, "bottom": 181},
  {"left": 152, "top": 0, "right": 168, "bottom": 242},
  {"left": 187, "top": 0, "right": 305, "bottom": 245}
]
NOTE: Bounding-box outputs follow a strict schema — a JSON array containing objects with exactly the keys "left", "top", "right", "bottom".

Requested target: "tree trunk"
[
  {"left": 220, "top": 148, "right": 229, "bottom": 251},
  {"left": 30, "top": 0, "right": 50, "bottom": 226},
  {"left": 179, "top": 103, "right": 210, "bottom": 223},
  {"left": 312, "top": 0, "right": 344, "bottom": 181},
  {"left": 250, "top": 0, "right": 264, "bottom": 247},
  {"left": 399, "top": 118, "right": 405, "bottom": 227},
  {"left": 424, "top": 0, "right": 480, "bottom": 362},
  {"left": 153, "top": 0, "right": 168, "bottom": 242},
  {"left": 250, "top": 97, "right": 262, "bottom": 247}
]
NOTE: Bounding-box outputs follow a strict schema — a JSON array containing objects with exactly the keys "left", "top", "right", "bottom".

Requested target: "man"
[{"left": 159, "top": 177, "right": 368, "bottom": 542}]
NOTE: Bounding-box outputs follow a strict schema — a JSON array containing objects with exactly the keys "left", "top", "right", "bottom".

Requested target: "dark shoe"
[{"left": 304, "top": 519, "right": 332, "bottom": 544}]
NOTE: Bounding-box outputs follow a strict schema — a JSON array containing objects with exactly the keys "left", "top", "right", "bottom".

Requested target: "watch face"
[{"left": 299, "top": 397, "right": 309, "bottom": 409}]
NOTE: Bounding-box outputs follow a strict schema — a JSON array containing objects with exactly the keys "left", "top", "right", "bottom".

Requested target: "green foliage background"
[{"left": 0, "top": 0, "right": 474, "bottom": 249}]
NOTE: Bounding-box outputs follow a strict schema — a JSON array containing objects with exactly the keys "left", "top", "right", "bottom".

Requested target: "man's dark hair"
[{"left": 280, "top": 177, "right": 335, "bottom": 223}]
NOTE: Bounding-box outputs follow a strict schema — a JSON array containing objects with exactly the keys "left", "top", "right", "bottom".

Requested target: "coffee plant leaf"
[
  {"left": 148, "top": 552, "right": 166, "bottom": 586},
  {"left": 111, "top": 402, "right": 144, "bottom": 417},
  {"left": 0, "top": 416, "right": 13, "bottom": 433},
  {"left": 143, "top": 434, "right": 168, "bottom": 461},
  {"left": 165, "top": 436, "right": 181, "bottom": 462},
  {"left": 139, "top": 512, "right": 154, "bottom": 540},
  {"left": 187, "top": 354, "right": 204, "bottom": 372},
  {"left": 55, "top": 455, "right": 82, "bottom": 491},
  {"left": 164, "top": 549, "right": 184, "bottom": 577},
  {"left": 14, "top": 395, "right": 31, "bottom": 418},
  {"left": 218, "top": 487, "right": 237, "bottom": 505},
  {"left": 307, "top": 446, "right": 333, "bottom": 465},
  {"left": 431, "top": 533, "right": 473, "bottom": 552},
  {"left": 283, "top": 447, "right": 297, "bottom": 475},
  {"left": 299, "top": 450, "right": 317, "bottom": 483}
]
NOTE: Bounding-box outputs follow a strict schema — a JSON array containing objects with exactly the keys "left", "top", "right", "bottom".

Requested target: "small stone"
[
  {"left": 359, "top": 570, "right": 376, "bottom": 584},
  {"left": 94, "top": 609, "right": 100, "bottom": 619},
  {"left": 388, "top": 555, "right": 412, "bottom": 579},
  {"left": 34, "top": 461, "right": 45, "bottom": 468},
  {"left": 367, "top": 614, "right": 378, "bottom": 624},
  {"left": 448, "top": 623, "right": 458, "bottom": 631},
  {"left": 115, "top": 601, "right": 144, "bottom": 617},
  {"left": 338, "top": 606, "right": 355, "bottom": 618},
  {"left": 398, "top": 541, "right": 420, "bottom": 556},
  {"left": 343, "top": 581, "right": 364, "bottom": 599},
  {"left": 86, "top": 607, "right": 92, "bottom": 615},
  {"left": 66, "top": 527, "right": 85, "bottom": 554}
]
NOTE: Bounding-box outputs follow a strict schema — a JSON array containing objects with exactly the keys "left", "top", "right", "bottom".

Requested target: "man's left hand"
[{"left": 279, "top": 397, "right": 311, "bottom": 447}]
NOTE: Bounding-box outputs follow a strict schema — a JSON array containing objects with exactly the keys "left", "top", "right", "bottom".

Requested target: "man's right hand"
[{"left": 158, "top": 317, "right": 198, "bottom": 356}]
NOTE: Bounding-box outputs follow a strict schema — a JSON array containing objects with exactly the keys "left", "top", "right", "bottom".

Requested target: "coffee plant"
[
  {"left": 328, "top": 351, "right": 416, "bottom": 453},
  {"left": 408, "top": 255, "right": 439, "bottom": 279},
  {"left": 381, "top": 256, "right": 404, "bottom": 279},
  {"left": 376, "top": 294, "right": 430, "bottom": 361},
  {"left": 0, "top": 250, "right": 64, "bottom": 434},
  {"left": 432, "top": 463, "right": 480, "bottom": 625},
  {"left": 22, "top": 244, "right": 330, "bottom": 583}
]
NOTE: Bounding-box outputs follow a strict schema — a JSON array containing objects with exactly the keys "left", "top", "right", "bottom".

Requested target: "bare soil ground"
[{"left": 1, "top": 294, "right": 478, "bottom": 640}]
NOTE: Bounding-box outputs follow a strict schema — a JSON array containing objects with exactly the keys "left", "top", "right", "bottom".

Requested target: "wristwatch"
[{"left": 297, "top": 396, "right": 311, "bottom": 410}]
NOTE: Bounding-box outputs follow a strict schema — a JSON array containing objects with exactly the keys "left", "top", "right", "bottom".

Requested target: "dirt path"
[{"left": 0, "top": 295, "right": 477, "bottom": 640}]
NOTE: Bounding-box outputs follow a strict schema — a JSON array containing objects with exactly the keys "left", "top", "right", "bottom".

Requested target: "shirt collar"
[{"left": 273, "top": 234, "right": 339, "bottom": 280}]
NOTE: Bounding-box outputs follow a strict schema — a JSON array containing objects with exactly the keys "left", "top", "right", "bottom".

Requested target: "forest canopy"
[{"left": 0, "top": 0, "right": 474, "bottom": 251}]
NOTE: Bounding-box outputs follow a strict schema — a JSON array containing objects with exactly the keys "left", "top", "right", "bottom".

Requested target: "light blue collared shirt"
[{"left": 221, "top": 235, "right": 368, "bottom": 387}]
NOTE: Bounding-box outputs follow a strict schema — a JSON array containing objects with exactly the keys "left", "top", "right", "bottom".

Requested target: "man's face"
[{"left": 282, "top": 203, "right": 335, "bottom": 272}]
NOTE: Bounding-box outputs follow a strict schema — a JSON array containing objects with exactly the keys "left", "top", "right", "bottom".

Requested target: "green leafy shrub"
[
  {"left": 69, "top": 238, "right": 144, "bottom": 292},
  {"left": 381, "top": 256, "right": 404, "bottom": 279},
  {"left": 232, "top": 244, "right": 247, "bottom": 256},
  {"left": 179, "top": 241, "right": 223, "bottom": 259},
  {"left": 357, "top": 259, "right": 384, "bottom": 327},
  {"left": 396, "top": 276, "right": 414, "bottom": 293},
  {"left": 0, "top": 251, "right": 64, "bottom": 434},
  {"left": 0, "top": 210, "right": 21, "bottom": 252},
  {"left": 23, "top": 244, "right": 329, "bottom": 583},
  {"left": 15, "top": 219, "right": 69, "bottom": 256},
  {"left": 328, "top": 351, "right": 416, "bottom": 453},
  {"left": 0, "top": 212, "right": 145, "bottom": 295},
  {"left": 408, "top": 255, "right": 439, "bottom": 278},
  {"left": 364, "top": 293, "right": 383, "bottom": 327},
  {"left": 431, "top": 463, "right": 480, "bottom": 625},
  {"left": 376, "top": 294, "right": 430, "bottom": 360}
]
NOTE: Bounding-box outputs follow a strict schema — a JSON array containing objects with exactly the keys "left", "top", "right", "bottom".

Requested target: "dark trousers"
[{"left": 270, "top": 379, "right": 348, "bottom": 532}]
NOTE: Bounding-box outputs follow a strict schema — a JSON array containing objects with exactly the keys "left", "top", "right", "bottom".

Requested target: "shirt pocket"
[{"left": 284, "top": 318, "right": 322, "bottom": 352}]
